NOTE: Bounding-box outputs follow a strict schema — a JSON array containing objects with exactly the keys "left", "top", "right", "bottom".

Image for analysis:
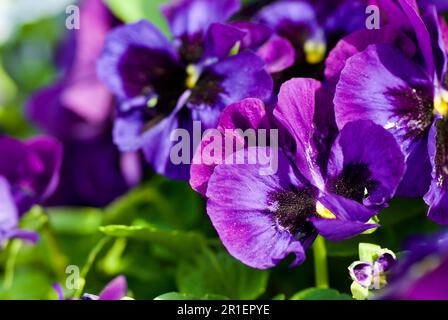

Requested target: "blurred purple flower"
[
  {"left": 381, "top": 230, "right": 448, "bottom": 299},
  {"left": 82, "top": 276, "right": 128, "bottom": 300},
  {"left": 53, "top": 275, "right": 128, "bottom": 300},
  {"left": 190, "top": 78, "right": 405, "bottom": 269},
  {"left": 254, "top": 0, "right": 369, "bottom": 70},
  {"left": 0, "top": 136, "right": 62, "bottom": 245},
  {"left": 97, "top": 0, "right": 273, "bottom": 180},
  {"left": 331, "top": 0, "right": 448, "bottom": 223},
  {"left": 27, "top": 0, "right": 141, "bottom": 207}
]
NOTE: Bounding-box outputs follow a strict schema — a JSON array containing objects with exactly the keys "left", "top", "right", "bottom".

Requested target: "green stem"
[
  {"left": 3, "top": 240, "right": 22, "bottom": 289},
  {"left": 313, "top": 236, "right": 329, "bottom": 289},
  {"left": 73, "top": 236, "right": 111, "bottom": 299}
]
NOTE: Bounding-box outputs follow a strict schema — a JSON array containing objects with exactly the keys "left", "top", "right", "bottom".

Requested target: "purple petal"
[
  {"left": 52, "top": 283, "right": 65, "bottom": 300},
  {"left": 325, "top": 26, "right": 416, "bottom": 91},
  {"left": 311, "top": 194, "right": 378, "bottom": 241},
  {"left": 204, "top": 23, "right": 246, "bottom": 60},
  {"left": 257, "top": 36, "right": 295, "bottom": 74},
  {"left": 206, "top": 147, "right": 309, "bottom": 269},
  {"left": 230, "top": 21, "right": 272, "bottom": 49},
  {"left": 161, "top": 0, "right": 240, "bottom": 40},
  {"left": 0, "top": 176, "right": 18, "bottom": 233},
  {"left": 26, "top": 137, "right": 63, "bottom": 201},
  {"left": 376, "top": 251, "right": 397, "bottom": 272},
  {"left": 349, "top": 261, "right": 373, "bottom": 288},
  {"left": 396, "top": 136, "right": 432, "bottom": 197},
  {"left": 190, "top": 98, "right": 271, "bottom": 196},
  {"left": 188, "top": 51, "right": 273, "bottom": 121},
  {"left": 424, "top": 118, "right": 448, "bottom": 224},
  {"left": 140, "top": 92, "right": 192, "bottom": 180},
  {"left": 99, "top": 276, "right": 127, "bottom": 300},
  {"left": 7, "top": 229, "right": 39, "bottom": 244},
  {"left": 327, "top": 120, "right": 405, "bottom": 210},
  {"left": 256, "top": 1, "right": 316, "bottom": 48},
  {"left": 274, "top": 78, "right": 325, "bottom": 189},
  {"left": 398, "top": 0, "right": 435, "bottom": 76},
  {"left": 60, "top": 0, "right": 114, "bottom": 125},
  {"left": 27, "top": 83, "right": 106, "bottom": 140},
  {"left": 335, "top": 44, "right": 434, "bottom": 151}
]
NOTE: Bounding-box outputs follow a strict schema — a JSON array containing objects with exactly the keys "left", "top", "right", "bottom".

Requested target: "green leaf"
[
  {"left": 176, "top": 249, "right": 269, "bottom": 300},
  {"left": 105, "top": 0, "right": 169, "bottom": 35},
  {"left": 155, "top": 292, "right": 229, "bottom": 300},
  {"left": 290, "top": 288, "right": 352, "bottom": 300},
  {"left": 99, "top": 224, "right": 207, "bottom": 257}
]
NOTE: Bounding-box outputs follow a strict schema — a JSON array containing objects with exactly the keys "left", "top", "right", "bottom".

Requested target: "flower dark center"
[
  {"left": 179, "top": 35, "right": 204, "bottom": 63},
  {"left": 188, "top": 71, "right": 227, "bottom": 107},
  {"left": 329, "top": 163, "right": 377, "bottom": 203},
  {"left": 386, "top": 84, "right": 434, "bottom": 142},
  {"left": 270, "top": 187, "right": 317, "bottom": 238}
]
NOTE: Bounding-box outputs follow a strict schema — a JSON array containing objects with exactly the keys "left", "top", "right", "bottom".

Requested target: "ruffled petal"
[
  {"left": 274, "top": 78, "right": 325, "bottom": 189},
  {"left": 206, "top": 147, "right": 308, "bottom": 269}
]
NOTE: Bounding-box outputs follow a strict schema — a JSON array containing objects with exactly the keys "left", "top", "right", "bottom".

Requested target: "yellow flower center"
[
  {"left": 185, "top": 64, "right": 200, "bottom": 89},
  {"left": 316, "top": 201, "right": 336, "bottom": 219},
  {"left": 304, "top": 40, "right": 326, "bottom": 65},
  {"left": 434, "top": 90, "right": 448, "bottom": 117}
]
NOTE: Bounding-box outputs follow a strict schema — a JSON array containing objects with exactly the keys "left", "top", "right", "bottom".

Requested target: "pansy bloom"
[
  {"left": 0, "top": 136, "right": 62, "bottom": 246},
  {"left": 191, "top": 78, "right": 405, "bottom": 269},
  {"left": 331, "top": 0, "right": 448, "bottom": 223},
  {"left": 27, "top": 0, "right": 141, "bottom": 207},
  {"left": 98, "top": 0, "right": 273, "bottom": 180}
]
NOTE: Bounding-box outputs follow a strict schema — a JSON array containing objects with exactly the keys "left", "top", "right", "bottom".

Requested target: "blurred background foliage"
[{"left": 0, "top": 0, "right": 442, "bottom": 300}]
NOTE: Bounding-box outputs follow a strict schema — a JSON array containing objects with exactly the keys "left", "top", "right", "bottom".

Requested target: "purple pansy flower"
[
  {"left": 381, "top": 230, "right": 448, "bottom": 300},
  {"left": 27, "top": 0, "right": 141, "bottom": 207},
  {"left": 331, "top": 0, "right": 448, "bottom": 223},
  {"left": 0, "top": 136, "right": 62, "bottom": 246},
  {"left": 190, "top": 78, "right": 405, "bottom": 269},
  {"left": 97, "top": 0, "right": 273, "bottom": 180}
]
